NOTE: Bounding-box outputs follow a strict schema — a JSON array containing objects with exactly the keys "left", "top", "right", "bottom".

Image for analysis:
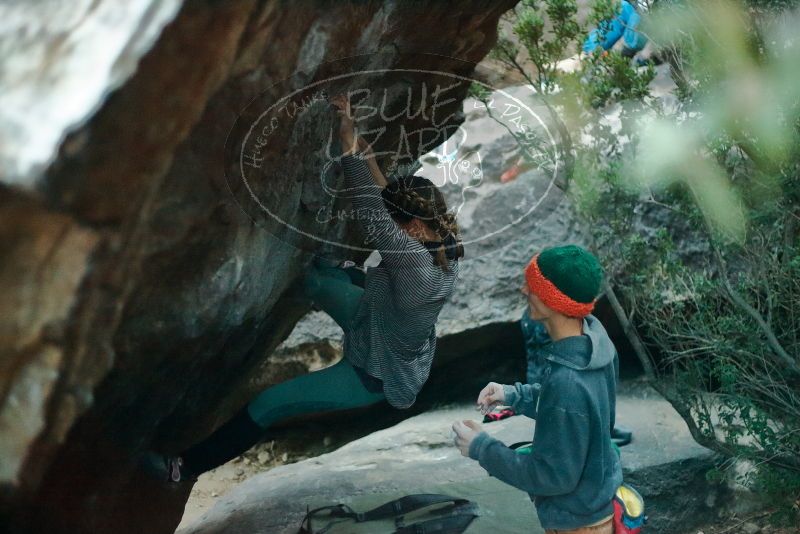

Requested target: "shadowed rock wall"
[{"left": 0, "top": 1, "right": 516, "bottom": 532}]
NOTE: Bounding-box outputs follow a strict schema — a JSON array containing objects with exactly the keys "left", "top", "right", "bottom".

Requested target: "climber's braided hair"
[{"left": 381, "top": 174, "right": 464, "bottom": 271}]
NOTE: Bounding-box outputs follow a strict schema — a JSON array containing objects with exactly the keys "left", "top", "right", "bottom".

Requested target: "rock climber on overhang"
[{"left": 147, "top": 93, "right": 464, "bottom": 482}]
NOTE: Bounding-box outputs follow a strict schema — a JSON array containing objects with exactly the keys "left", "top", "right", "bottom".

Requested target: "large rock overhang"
[{"left": 0, "top": 1, "right": 517, "bottom": 533}]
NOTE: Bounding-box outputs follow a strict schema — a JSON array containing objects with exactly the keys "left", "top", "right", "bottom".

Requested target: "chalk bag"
[{"left": 613, "top": 483, "right": 647, "bottom": 534}]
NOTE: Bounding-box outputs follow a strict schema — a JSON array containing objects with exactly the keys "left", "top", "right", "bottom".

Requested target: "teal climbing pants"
[{"left": 246, "top": 262, "right": 386, "bottom": 429}]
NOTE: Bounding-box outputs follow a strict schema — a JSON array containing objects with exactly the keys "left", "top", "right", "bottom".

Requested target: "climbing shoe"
[
  {"left": 611, "top": 425, "right": 633, "bottom": 447},
  {"left": 140, "top": 451, "right": 195, "bottom": 483}
]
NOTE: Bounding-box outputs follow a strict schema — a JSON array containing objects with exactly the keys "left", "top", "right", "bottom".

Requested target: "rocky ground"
[
  {"left": 179, "top": 423, "right": 345, "bottom": 527},
  {"left": 176, "top": 380, "right": 777, "bottom": 534},
  {"left": 696, "top": 514, "right": 798, "bottom": 534}
]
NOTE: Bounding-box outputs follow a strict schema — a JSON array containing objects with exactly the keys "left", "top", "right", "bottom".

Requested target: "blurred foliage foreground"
[{"left": 478, "top": 0, "right": 800, "bottom": 521}]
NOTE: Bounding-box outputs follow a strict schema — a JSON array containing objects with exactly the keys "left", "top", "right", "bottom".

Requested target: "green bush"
[{"left": 487, "top": 0, "right": 800, "bottom": 520}]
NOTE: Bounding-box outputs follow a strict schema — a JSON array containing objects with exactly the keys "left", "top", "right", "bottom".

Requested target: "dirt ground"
[
  {"left": 179, "top": 438, "right": 326, "bottom": 528},
  {"left": 178, "top": 428, "right": 354, "bottom": 530},
  {"left": 695, "top": 511, "right": 799, "bottom": 534}
]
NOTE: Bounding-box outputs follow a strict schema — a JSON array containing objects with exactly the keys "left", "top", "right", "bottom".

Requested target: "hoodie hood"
[{"left": 541, "top": 315, "right": 616, "bottom": 371}]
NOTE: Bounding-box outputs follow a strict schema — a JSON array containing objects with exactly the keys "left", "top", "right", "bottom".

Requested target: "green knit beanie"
[{"left": 525, "top": 245, "right": 603, "bottom": 317}]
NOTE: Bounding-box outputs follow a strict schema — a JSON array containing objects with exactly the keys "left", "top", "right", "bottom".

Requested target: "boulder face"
[{"left": 0, "top": 1, "right": 516, "bottom": 533}]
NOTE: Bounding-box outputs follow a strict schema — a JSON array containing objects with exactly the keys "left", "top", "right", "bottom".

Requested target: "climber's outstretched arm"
[
  {"left": 357, "top": 136, "right": 389, "bottom": 188},
  {"left": 331, "top": 94, "right": 388, "bottom": 188}
]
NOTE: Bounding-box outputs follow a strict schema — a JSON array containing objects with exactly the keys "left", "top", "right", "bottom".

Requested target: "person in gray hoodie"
[{"left": 453, "top": 245, "right": 622, "bottom": 534}]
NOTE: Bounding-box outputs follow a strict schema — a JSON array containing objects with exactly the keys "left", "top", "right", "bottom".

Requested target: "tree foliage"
[{"left": 488, "top": 0, "right": 800, "bottom": 520}]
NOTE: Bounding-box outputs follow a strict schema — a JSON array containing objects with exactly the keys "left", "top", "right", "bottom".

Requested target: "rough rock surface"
[
  {"left": 179, "top": 382, "right": 744, "bottom": 534},
  {"left": 0, "top": 0, "right": 184, "bottom": 183},
  {"left": 0, "top": 2, "right": 516, "bottom": 533}
]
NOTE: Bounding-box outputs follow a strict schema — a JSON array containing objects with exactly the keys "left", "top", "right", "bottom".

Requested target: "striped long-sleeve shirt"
[{"left": 339, "top": 154, "right": 459, "bottom": 409}]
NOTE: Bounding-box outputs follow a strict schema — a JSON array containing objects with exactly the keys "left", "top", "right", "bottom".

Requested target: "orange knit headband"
[{"left": 525, "top": 254, "right": 596, "bottom": 318}]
